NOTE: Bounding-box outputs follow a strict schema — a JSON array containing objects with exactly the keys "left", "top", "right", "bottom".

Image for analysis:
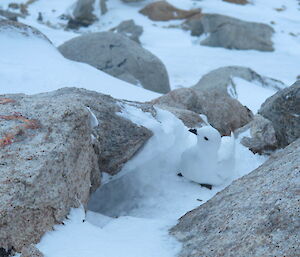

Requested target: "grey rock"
[
  {"left": 139, "top": 1, "right": 201, "bottom": 21},
  {"left": 112, "top": 19, "right": 143, "bottom": 44},
  {"left": 20, "top": 245, "right": 43, "bottom": 257},
  {"left": 259, "top": 80, "right": 300, "bottom": 148},
  {"left": 171, "top": 138, "right": 300, "bottom": 257},
  {"left": 223, "top": 0, "right": 249, "bottom": 4},
  {"left": 193, "top": 66, "right": 285, "bottom": 97},
  {"left": 151, "top": 88, "right": 253, "bottom": 136},
  {"left": 37, "top": 88, "right": 154, "bottom": 176},
  {"left": 157, "top": 105, "right": 205, "bottom": 128},
  {"left": 68, "top": 0, "right": 97, "bottom": 29},
  {"left": 0, "top": 87, "right": 154, "bottom": 251},
  {"left": 0, "top": 89, "right": 100, "bottom": 251},
  {"left": 58, "top": 32, "right": 170, "bottom": 94},
  {"left": 122, "top": 0, "right": 145, "bottom": 2},
  {"left": 188, "top": 14, "right": 274, "bottom": 51},
  {"left": 100, "top": 0, "right": 107, "bottom": 15},
  {"left": 241, "top": 114, "right": 278, "bottom": 154},
  {"left": 182, "top": 13, "right": 204, "bottom": 36},
  {"left": 0, "top": 9, "right": 25, "bottom": 21}
]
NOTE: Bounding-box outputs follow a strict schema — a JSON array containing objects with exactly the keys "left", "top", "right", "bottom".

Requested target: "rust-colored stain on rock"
[
  {"left": 0, "top": 98, "right": 16, "bottom": 104},
  {"left": 0, "top": 114, "right": 40, "bottom": 147}
]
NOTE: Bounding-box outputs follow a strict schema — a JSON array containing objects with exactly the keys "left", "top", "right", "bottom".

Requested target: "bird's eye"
[{"left": 204, "top": 136, "right": 209, "bottom": 141}]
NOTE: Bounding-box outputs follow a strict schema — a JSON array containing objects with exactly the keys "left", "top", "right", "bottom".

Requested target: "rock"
[
  {"left": 240, "top": 114, "right": 278, "bottom": 154},
  {"left": 111, "top": 19, "right": 143, "bottom": 44},
  {"left": 158, "top": 105, "right": 205, "bottom": 128},
  {"left": 0, "top": 19, "right": 51, "bottom": 43},
  {"left": 259, "top": 81, "right": 300, "bottom": 148},
  {"left": 171, "top": 138, "right": 300, "bottom": 257},
  {"left": 20, "top": 245, "right": 43, "bottom": 257},
  {"left": 58, "top": 32, "right": 170, "bottom": 94},
  {"left": 122, "top": 0, "right": 145, "bottom": 2},
  {"left": 0, "top": 9, "right": 25, "bottom": 21},
  {"left": 0, "top": 248, "right": 12, "bottom": 257},
  {"left": 139, "top": 1, "right": 201, "bottom": 21},
  {"left": 193, "top": 66, "right": 285, "bottom": 97},
  {"left": 0, "top": 89, "right": 100, "bottom": 251},
  {"left": 100, "top": 0, "right": 107, "bottom": 15},
  {"left": 8, "top": 3, "right": 20, "bottom": 9},
  {"left": 68, "top": 0, "right": 97, "bottom": 29},
  {"left": 33, "top": 87, "right": 154, "bottom": 176},
  {"left": 223, "top": 0, "right": 248, "bottom": 4},
  {"left": 187, "top": 14, "right": 274, "bottom": 51},
  {"left": 151, "top": 88, "right": 253, "bottom": 135},
  {"left": 0, "top": 87, "right": 153, "bottom": 251},
  {"left": 182, "top": 13, "right": 204, "bottom": 36}
]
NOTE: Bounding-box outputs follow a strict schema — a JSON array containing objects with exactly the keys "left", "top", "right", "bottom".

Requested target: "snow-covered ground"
[{"left": 1, "top": 0, "right": 299, "bottom": 256}]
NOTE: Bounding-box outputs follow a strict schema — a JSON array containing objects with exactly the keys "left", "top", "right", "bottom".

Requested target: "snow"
[
  {"left": 234, "top": 77, "right": 277, "bottom": 113},
  {"left": 2, "top": 0, "right": 299, "bottom": 256},
  {"left": 0, "top": 29, "right": 160, "bottom": 102},
  {"left": 34, "top": 208, "right": 180, "bottom": 257}
]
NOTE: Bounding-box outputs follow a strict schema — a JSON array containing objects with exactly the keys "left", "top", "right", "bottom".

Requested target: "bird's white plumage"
[{"left": 180, "top": 126, "right": 235, "bottom": 186}]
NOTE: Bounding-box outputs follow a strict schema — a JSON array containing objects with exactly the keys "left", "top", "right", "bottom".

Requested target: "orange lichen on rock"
[
  {"left": 0, "top": 98, "right": 16, "bottom": 104},
  {"left": 0, "top": 114, "right": 40, "bottom": 147},
  {"left": 0, "top": 133, "right": 15, "bottom": 147}
]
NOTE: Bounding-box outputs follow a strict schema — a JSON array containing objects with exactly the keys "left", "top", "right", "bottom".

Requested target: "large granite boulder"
[
  {"left": 171, "top": 138, "right": 300, "bottom": 257},
  {"left": 0, "top": 90, "right": 100, "bottom": 252},
  {"left": 139, "top": 1, "right": 200, "bottom": 21},
  {"left": 259, "top": 81, "right": 300, "bottom": 148},
  {"left": 151, "top": 88, "right": 253, "bottom": 136},
  {"left": 111, "top": 19, "right": 143, "bottom": 44},
  {"left": 0, "top": 87, "right": 153, "bottom": 253},
  {"left": 193, "top": 66, "right": 285, "bottom": 97},
  {"left": 186, "top": 14, "right": 274, "bottom": 51},
  {"left": 58, "top": 32, "right": 170, "bottom": 94},
  {"left": 68, "top": 0, "right": 97, "bottom": 29}
]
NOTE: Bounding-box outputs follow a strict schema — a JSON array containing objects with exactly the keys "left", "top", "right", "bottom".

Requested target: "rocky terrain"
[{"left": 0, "top": 0, "right": 299, "bottom": 256}]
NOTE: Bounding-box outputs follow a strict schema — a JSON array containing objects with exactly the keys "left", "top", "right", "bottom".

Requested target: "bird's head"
[{"left": 189, "top": 126, "right": 221, "bottom": 149}]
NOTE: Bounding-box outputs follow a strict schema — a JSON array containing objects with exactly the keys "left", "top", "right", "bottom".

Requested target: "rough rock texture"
[
  {"left": 58, "top": 32, "right": 170, "bottom": 94},
  {"left": 0, "top": 9, "right": 25, "bottom": 21},
  {"left": 0, "top": 90, "right": 100, "bottom": 252},
  {"left": 20, "top": 245, "right": 43, "bottom": 257},
  {"left": 35, "top": 88, "right": 154, "bottom": 176},
  {"left": 0, "top": 87, "right": 153, "bottom": 252},
  {"left": 151, "top": 88, "right": 253, "bottom": 135},
  {"left": 111, "top": 19, "right": 143, "bottom": 43},
  {"left": 223, "top": 0, "right": 248, "bottom": 5},
  {"left": 100, "top": 0, "right": 107, "bottom": 15},
  {"left": 186, "top": 14, "right": 274, "bottom": 51},
  {"left": 171, "top": 138, "right": 300, "bottom": 257},
  {"left": 259, "top": 81, "right": 300, "bottom": 148},
  {"left": 68, "top": 0, "right": 97, "bottom": 29},
  {"left": 139, "top": 1, "right": 200, "bottom": 21},
  {"left": 182, "top": 13, "right": 204, "bottom": 36},
  {"left": 157, "top": 105, "right": 205, "bottom": 128},
  {"left": 0, "top": 19, "right": 51, "bottom": 43},
  {"left": 240, "top": 114, "right": 278, "bottom": 154},
  {"left": 193, "top": 66, "right": 285, "bottom": 97}
]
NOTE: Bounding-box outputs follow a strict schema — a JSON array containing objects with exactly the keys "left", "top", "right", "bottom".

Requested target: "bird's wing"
[{"left": 218, "top": 132, "right": 235, "bottom": 163}]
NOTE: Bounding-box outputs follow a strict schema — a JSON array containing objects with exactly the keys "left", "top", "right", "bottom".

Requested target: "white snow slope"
[{"left": 1, "top": 0, "right": 299, "bottom": 256}]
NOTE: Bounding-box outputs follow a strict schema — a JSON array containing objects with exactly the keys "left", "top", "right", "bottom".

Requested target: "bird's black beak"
[{"left": 188, "top": 128, "right": 198, "bottom": 135}]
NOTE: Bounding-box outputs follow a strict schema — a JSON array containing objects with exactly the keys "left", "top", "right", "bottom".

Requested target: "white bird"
[{"left": 179, "top": 125, "right": 235, "bottom": 189}]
